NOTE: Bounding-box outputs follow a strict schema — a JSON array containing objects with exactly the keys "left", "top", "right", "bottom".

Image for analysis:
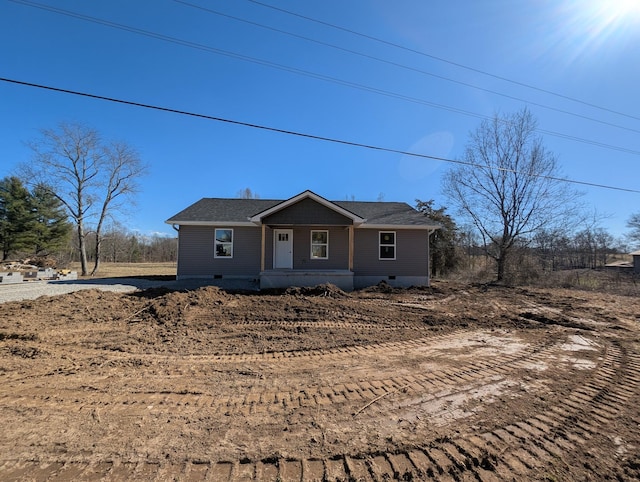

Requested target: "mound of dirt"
[
  {"left": 283, "top": 283, "right": 350, "bottom": 298},
  {"left": 1, "top": 281, "right": 639, "bottom": 481},
  {"left": 135, "top": 286, "right": 232, "bottom": 326}
]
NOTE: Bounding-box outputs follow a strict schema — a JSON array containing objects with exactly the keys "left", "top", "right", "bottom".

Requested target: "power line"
[
  {"left": 248, "top": 0, "right": 640, "bottom": 124},
  {"left": 2, "top": 76, "right": 639, "bottom": 195},
  {"left": 174, "top": 0, "right": 640, "bottom": 136},
  {"left": 8, "top": 0, "right": 640, "bottom": 157}
]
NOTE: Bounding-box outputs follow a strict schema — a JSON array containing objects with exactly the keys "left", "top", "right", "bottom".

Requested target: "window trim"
[
  {"left": 310, "top": 229, "right": 329, "bottom": 260},
  {"left": 379, "top": 231, "right": 396, "bottom": 260},
  {"left": 214, "top": 228, "right": 234, "bottom": 259}
]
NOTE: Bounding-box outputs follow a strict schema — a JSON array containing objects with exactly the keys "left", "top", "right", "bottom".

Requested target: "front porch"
[{"left": 260, "top": 270, "right": 354, "bottom": 291}]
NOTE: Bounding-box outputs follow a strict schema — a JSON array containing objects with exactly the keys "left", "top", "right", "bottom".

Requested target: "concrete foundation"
[{"left": 353, "top": 275, "right": 429, "bottom": 289}]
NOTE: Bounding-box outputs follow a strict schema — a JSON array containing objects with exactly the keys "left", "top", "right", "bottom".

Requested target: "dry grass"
[
  {"left": 69, "top": 262, "right": 177, "bottom": 279},
  {"left": 441, "top": 258, "right": 640, "bottom": 296},
  {"left": 530, "top": 269, "right": 640, "bottom": 296}
]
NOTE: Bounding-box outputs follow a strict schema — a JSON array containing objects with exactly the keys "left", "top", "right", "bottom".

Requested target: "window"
[
  {"left": 214, "top": 228, "right": 233, "bottom": 258},
  {"left": 379, "top": 231, "right": 395, "bottom": 260},
  {"left": 311, "top": 230, "right": 328, "bottom": 259}
]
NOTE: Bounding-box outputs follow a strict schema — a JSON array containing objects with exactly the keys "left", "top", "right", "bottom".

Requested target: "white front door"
[{"left": 274, "top": 229, "right": 293, "bottom": 269}]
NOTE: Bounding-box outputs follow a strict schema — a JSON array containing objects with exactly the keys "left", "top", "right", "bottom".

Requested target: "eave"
[
  {"left": 358, "top": 224, "right": 440, "bottom": 230},
  {"left": 164, "top": 220, "right": 257, "bottom": 227}
]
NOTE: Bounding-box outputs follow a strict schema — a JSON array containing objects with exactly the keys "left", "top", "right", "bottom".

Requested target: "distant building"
[
  {"left": 605, "top": 250, "right": 640, "bottom": 274},
  {"left": 632, "top": 250, "right": 640, "bottom": 274}
]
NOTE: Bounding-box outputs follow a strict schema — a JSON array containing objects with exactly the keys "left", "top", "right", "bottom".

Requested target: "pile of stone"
[
  {"left": 0, "top": 271, "right": 23, "bottom": 284},
  {"left": 0, "top": 265, "right": 78, "bottom": 284}
]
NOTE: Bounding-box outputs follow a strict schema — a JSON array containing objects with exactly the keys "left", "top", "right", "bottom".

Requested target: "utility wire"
[
  {"left": 248, "top": 0, "right": 640, "bottom": 123},
  {"left": 8, "top": 0, "right": 640, "bottom": 157},
  {"left": 175, "top": 0, "right": 640, "bottom": 136},
  {"left": 2, "top": 76, "right": 639, "bottom": 195}
]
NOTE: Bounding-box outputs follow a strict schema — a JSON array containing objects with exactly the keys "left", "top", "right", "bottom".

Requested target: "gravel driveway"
[{"left": 0, "top": 278, "right": 258, "bottom": 303}]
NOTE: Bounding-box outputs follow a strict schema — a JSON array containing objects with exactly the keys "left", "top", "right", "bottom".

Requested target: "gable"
[
  {"left": 249, "top": 190, "right": 365, "bottom": 225},
  {"left": 263, "top": 197, "right": 353, "bottom": 225}
]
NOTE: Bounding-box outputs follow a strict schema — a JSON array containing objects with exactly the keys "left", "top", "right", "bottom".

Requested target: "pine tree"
[
  {"left": 0, "top": 177, "right": 36, "bottom": 260},
  {"left": 30, "top": 184, "right": 72, "bottom": 257}
]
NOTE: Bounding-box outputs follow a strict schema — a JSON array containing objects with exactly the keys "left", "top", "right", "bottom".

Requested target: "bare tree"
[
  {"left": 91, "top": 141, "right": 146, "bottom": 275},
  {"left": 23, "top": 122, "right": 147, "bottom": 276},
  {"left": 443, "top": 109, "right": 580, "bottom": 282},
  {"left": 236, "top": 187, "right": 260, "bottom": 199}
]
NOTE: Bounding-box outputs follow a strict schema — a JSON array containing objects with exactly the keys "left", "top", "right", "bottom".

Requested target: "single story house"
[{"left": 166, "top": 190, "right": 440, "bottom": 290}]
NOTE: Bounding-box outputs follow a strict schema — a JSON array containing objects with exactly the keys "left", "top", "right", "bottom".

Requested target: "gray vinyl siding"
[
  {"left": 353, "top": 229, "right": 429, "bottom": 277},
  {"left": 263, "top": 198, "right": 353, "bottom": 225},
  {"left": 263, "top": 226, "right": 350, "bottom": 270},
  {"left": 177, "top": 225, "right": 261, "bottom": 278},
  {"left": 293, "top": 226, "right": 349, "bottom": 270}
]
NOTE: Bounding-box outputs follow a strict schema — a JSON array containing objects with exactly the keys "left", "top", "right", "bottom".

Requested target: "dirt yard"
[{"left": 0, "top": 280, "right": 639, "bottom": 481}]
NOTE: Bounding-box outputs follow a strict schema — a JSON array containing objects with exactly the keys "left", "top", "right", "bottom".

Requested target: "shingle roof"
[
  {"left": 166, "top": 196, "right": 439, "bottom": 228},
  {"left": 333, "top": 201, "right": 432, "bottom": 226},
  {"left": 166, "top": 198, "right": 281, "bottom": 223}
]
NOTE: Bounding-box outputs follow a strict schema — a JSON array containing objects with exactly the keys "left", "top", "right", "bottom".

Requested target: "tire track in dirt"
[
  {"left": 3, "top": 332, "right": 628, "bottom": 481},
  {"left": 115, "top": 339, "right": 633, "bottom": 482},
  {"left": 0, "top": 328, "right": 458, "bottom": 386},
  {"left": 192, "top": 318, "right": 436, "bottom": 331},
  {"left": 98, "top": 340, "right": 553, "bottom": 416},
  {"left": 234, "top": 341, "right": 631, "bottom": 482},
  {"left": 466, "top": 340, "right": 639, "bottom": 479},
  {"left": 0, "top": 329, "right": 554, "bottom": 417}
]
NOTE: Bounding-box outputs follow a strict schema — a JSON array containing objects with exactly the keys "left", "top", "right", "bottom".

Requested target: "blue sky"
[{"left": 2, "top": 0, "right": 639, "bottom": 240}]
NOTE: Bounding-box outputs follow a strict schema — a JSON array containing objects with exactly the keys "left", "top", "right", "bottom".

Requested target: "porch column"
[
  {"left": 261, "top": 224, "right": 266, "bottom": 272},
  {"left": 348, "top": 225, "right": 354, "bottom": 271}
]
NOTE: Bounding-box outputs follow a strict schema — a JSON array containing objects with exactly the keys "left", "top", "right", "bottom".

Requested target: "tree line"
[
  {"left": 418, "top": 199, "right": 630, "bottom": 281},
  {"left": 59, "top": 226, "right": 177, "bottom": 265}
]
